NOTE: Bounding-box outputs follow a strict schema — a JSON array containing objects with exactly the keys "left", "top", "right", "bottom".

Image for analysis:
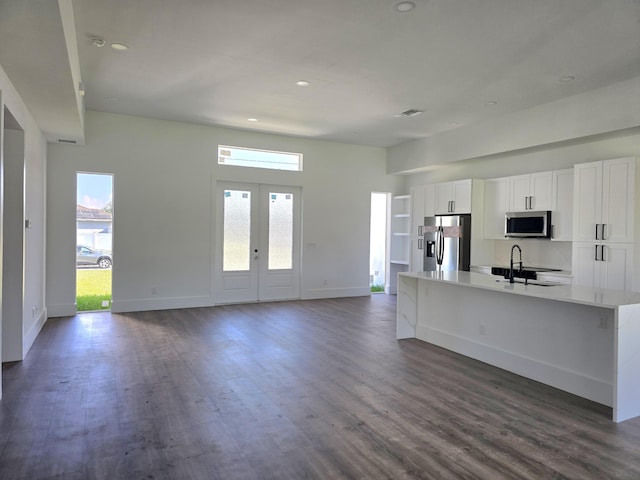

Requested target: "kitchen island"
[{"left": 397, "top": 270, "right": 640, "bottom": 422}]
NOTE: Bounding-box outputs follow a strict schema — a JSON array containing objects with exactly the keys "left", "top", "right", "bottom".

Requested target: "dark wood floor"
[{"left": 1, "top": 295, "right": 639, "bottom": 479}]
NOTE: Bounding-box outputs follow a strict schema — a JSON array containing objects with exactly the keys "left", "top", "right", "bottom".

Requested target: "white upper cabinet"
[
  {"left": 410, "top": 184, "right": 436, "bottom": 236},
  {"left": 573, "top": 157, "right": 635, "bottom": 243},
  {"left": 410, "top": 185, "right": 425, "bottom": 237},
  {"left": 509, "top": 171, "right": 553, "bottom": 212},
  {"left": 551, "top": 169, "right": 573, "bottom": 241},
  {"left": 435, "top": 179, "right": 472, "bottom": 214},
  {"left": 483, "top": 177, "right": 510, "bottom": 239},
  {"left": 409, "top": 184, "right": 435, "bottom": 271}
]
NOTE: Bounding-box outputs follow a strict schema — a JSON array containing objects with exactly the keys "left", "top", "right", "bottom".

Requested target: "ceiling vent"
[
  {"left": 58, "top": 139, "right": 77, "bottom": 144},
  {"left": 397, "top": 109, "right": 424, "bottom": 117}
]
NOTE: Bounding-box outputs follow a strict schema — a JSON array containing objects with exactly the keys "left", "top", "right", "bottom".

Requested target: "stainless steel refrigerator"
[{"left": 423, "top": 214, "right": 471, "bottom": 272}]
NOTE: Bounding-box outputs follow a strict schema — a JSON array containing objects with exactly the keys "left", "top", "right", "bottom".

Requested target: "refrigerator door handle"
[{"left": 436, "top": 226, "right": 444, "bottom": 265}]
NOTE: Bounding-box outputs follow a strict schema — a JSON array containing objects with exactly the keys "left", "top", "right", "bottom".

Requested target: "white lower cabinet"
[{"left": 572, "top": 242, "right": 633, "bottom": 291}]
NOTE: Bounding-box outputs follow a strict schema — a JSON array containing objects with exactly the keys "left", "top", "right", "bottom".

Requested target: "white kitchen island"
[{"left": 397, "top": 270, "right": 640, "bottom": 423}]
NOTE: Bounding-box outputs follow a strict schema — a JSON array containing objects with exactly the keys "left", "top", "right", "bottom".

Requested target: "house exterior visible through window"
[{"left": 218, "top": 145, "right": 303, "bottom": 172}]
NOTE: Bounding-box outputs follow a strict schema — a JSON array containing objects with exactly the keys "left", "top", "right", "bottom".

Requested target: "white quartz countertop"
[{"left": 399, "top": 270, "right": 640, "bottom": 309}]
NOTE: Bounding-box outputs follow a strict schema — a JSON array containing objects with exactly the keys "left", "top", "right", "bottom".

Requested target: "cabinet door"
[
  {"left": 530, "top": 171, "right": 553, "bottom": 211},
  {"left": 452, "top": 180, "right": 472, "bottom": 213},
  {"left": 599, "top": 243, "right": 633, "bottom": 291},
  {"left": 409, "top": 237, "right": 423, "bottom": 272},
  {"left": 572, "top": 242, "right": 600, "bottom": 288},
  {"left": 551, "top": 169, "right": 573, "bottom": 241},
  {"left": 410, "top": 186, "right": 425, "bottom": 237},
  {"left": 423, "top": 183, "right": 436, "bottom": 217},
  {"left": 483, "top": 177, "right": 510, "bottom": 239},
  {"left": 573, "top": 161, "right": 603, "bottom": 242},
  {"left": 435, "top": 182, "right": 454, "bottom": 214},
  {"left": 601, "top": 157, "right": 635, "bottom": 243},
  {"left": 509, "top": 174, "right": 530, "bottom": 212}
]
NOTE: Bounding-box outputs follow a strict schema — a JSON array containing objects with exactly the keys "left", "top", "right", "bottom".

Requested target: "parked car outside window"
[{"left": 77, "top": 245, "right": 112, "bottom": 268}]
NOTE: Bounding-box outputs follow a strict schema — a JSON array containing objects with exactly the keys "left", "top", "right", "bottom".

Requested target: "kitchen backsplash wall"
[{"left": 493, "top": 239, "right": 572, "bottom": 271}]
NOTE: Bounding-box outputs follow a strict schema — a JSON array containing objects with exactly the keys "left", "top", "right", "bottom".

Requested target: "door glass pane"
[
  {"left": 223, "top": 190, "right": 251, "bottom": 271},
  {"left": 268, "top": 192, "right": 293, "bottom": 270}
]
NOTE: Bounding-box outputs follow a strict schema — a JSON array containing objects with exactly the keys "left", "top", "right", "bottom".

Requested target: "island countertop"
[{"left": 399, "top": 270, "right": 640, "bottom": 310}]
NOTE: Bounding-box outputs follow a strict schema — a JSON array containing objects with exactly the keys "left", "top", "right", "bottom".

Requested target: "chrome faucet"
[{"left": 509, "top": 244, "right": 522, "bottom": 284}]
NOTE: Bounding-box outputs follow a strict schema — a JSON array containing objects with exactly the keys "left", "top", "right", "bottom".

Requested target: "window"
[{"left": 218, "top": 145, "right": 302, "bottom": 172}]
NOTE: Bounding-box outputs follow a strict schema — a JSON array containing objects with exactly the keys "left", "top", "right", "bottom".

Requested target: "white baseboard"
[
  {"left": 302, "top": 286, "right": 371, "bottom": 300},
  {"left": 111, "top": 295, "right": 214, "bottom": 313},
  {"left": 24, "top": 308, "right": 48, "bottom": 357},
  {"left": 47, "top": 303, "right": 76, "bottom": 318}
]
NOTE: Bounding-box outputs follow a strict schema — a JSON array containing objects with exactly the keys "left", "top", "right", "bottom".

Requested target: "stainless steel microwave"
[{"left": 505, "top": 211, "right": 551, "bottom": 238}]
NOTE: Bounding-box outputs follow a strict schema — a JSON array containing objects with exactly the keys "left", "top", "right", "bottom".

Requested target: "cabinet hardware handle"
[
  {"left": 595, "top": 223, "right": 600, "bottom": 240},
  {"left": 594, "top": 244, "right": 598, "bottom": 261},
  {"left": 601, "top": 245, "right": 606, "bottom": 262},
  {"left": 418, "top": 225, "right": 423, "bottom": 236},
  {"left": 418, "top": 238, "right": 423, "bottom": 250},
  {"left": 551, "top": 225, "right": 555, "bottom": 239},
  {"left": 602, "top": 224, "right": 607, "bottom": 240},
  {"left": 451, "top": 200, "right": 455, "bottom": 212}
]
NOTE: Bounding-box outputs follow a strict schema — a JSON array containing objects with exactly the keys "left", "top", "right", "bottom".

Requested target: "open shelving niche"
[{"left": 387, "top": 194, "right": 411, "bottom": 294}]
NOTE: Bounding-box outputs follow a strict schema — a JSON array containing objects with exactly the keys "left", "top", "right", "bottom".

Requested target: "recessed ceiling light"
[
  {"left": 485, "top": 101, "right": 498, "bottom": 106},
  {"left": 110, "top": 43, "right": 129, "bottom": 51},
  {"left": 296, "top": 80, "right": 311, "bottom": 87},
  {"left": 248, "top": 118, "right": 258, "bottom": 122},
  {"left": 394, "top": 1, "right": 416, "bottom": 12},
  {"left": 106, "top": 96, "right": 117, "bottom": 101},
  {"left": 559, "top": 75, "right": 576, "bottom": 82},
  {"left": 448, "top": 121, "right": 460, "bottom": 126}
]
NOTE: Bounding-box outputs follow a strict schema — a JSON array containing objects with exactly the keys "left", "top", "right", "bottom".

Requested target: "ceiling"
[{"left": 1, "top": 0, "right": 640, "bottom": 148}]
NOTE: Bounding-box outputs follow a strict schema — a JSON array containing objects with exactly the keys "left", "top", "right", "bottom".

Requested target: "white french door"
[{"left": 214, "top": 182, "right": 301, "bottom": 304}]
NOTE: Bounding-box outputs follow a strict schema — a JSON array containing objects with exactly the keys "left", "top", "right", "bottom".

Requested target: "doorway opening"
[
  {"left": 2, "top": 107, "right": 25, "bottom": 364},
  {"left": 76, "top": 173, "right": 113, "bottom": 312},
  {"left": 370, "top": 192, "right": 389, "bottom": 293}
]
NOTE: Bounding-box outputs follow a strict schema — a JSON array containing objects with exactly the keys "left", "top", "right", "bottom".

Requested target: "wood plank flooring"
[{"left": 1, "top": 295, "right": 640, "bottom": 479}]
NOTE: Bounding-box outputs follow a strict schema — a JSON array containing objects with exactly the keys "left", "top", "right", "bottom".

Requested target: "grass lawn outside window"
[{"left": 77, "top": 269, "right": 112, "bottom": 311}]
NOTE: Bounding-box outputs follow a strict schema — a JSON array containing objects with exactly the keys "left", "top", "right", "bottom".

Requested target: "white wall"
[
  {"left": 46, "top": 111, "right": 403, "bottom": 315},
  {"left": 388, "top": 76, "right": 640, "bottom": 173}
]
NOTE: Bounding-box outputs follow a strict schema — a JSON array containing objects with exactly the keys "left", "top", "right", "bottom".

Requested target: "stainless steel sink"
[{"left": 495, "top": 278, "right": 564, "bottom": 287}]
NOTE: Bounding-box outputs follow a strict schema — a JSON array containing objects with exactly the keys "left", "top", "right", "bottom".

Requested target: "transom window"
[{"left": 218, "top": 145, "right": 303, "bottom": 172}]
